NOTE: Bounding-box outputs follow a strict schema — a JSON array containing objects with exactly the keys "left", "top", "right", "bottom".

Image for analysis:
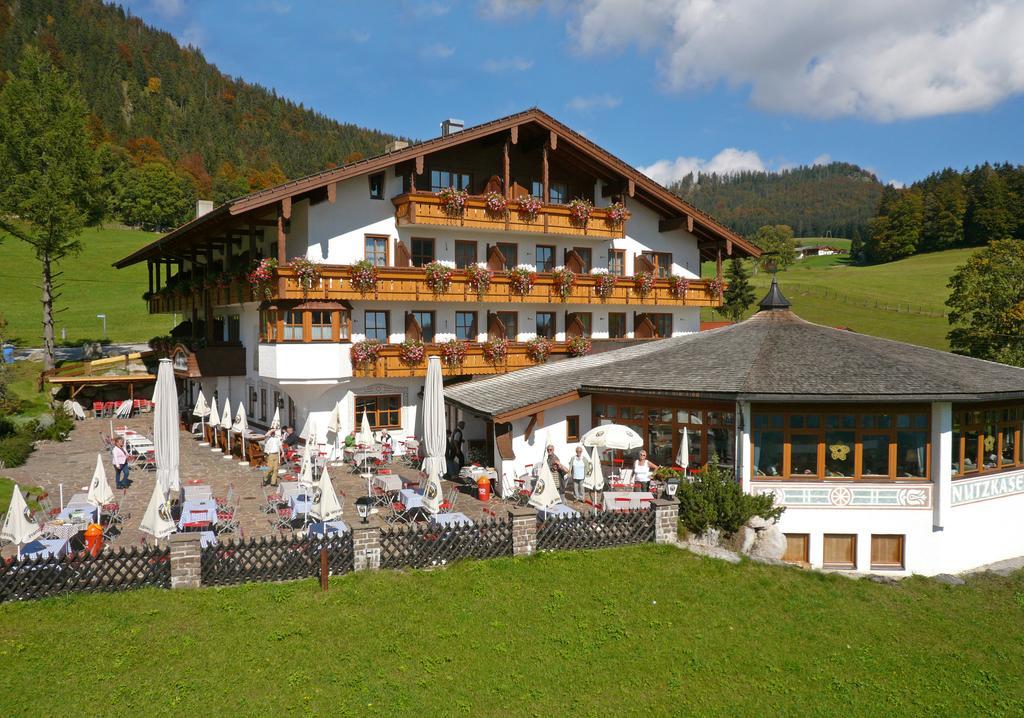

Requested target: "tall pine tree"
[{"left": 719, "top": 259, "right": 756, "bottom": 323}]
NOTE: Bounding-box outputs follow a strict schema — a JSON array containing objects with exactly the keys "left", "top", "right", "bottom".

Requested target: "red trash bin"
[
  {"left": 84, "top": 523, "right": 104, "bottom": 557},
  {"left": 477, "top": 476, "right": 491, "bottom": 502}
]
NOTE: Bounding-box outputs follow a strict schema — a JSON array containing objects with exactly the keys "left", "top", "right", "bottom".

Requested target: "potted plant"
[
  {"left": 566, "top": 335, "right": 593, "bottom": 357},
  {"left": 668, "top": 275, "right": 690, "bottom": 299},
  {"left": 567, "top": 198, "right": 593, "bottom": 227},
  {"left": 605, "top": 201, "right": 629, "bottom": 226},
  {"left": 440, "top": 339, "right": 469, "bottom": 369},
  {"left": 592, "top": 268, "right": 617, "bottom": 300},
  {"left": 350, "top": 340, "right": 383, "bottom": 369},
  {"left": 350, "top": 259, "right": 379, "bottom": 296},
  {"left": 526, "top": 336, "right": 552, "bottom": 363},
  {"left": 508, "top": 265, "right": 536, "bottom": 296},
  {"left": 482, "top": 337, "right": 509, "bottom": 364},
  {"left": 551, "top": 266, "right": 576, "bottom": 301},
  {"left": 438, "top": 187, "right": 468, "bottom": 217},
  {"left": 707, "top": 278, "right": 724, "bottom": 298},
  {"left": 424, "top": 260, "right": 454, "bottom": 296},
  {"left": 397, "top": 339, "right": 426, "bottom": 367},
  {"left": 633, "top": 270, "right": 655, "bottom": 299},
  {"left": 516, "top": 194, "right": 542, "bottom": 222},
  {"left": 289, "top": 256, "right": 322, "bottom": 297},
  {"left": 465, "top": 263, "right": 493, "bottom": 298},
  {"left": 483, "top": 191, "right": 508, "bottom": 218}
]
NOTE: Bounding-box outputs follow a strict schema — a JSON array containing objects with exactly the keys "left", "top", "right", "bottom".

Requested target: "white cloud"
[
  {"left": 413, "top": 1, "right": 452, "bottom": 17},
  {"left": 566, "top": 93, "right": 621, "bottom": 112},
  {"left": 567, "top": 0, "right": 1024, "bottom": 121},
  {"left": 420, "top": 43, "right": 455, "bottom": 59},
  {"left": 482, "top": 56, "right": 534, "bottom": 73},
  {"left": 888, "top": 179, "right": 906, "bottom": 189},
  {"left": 811, "top": 153, "right": 832, "bottom": 166},
  {"left": 150, "top": 0, "right": 185, "bottom": 18},
  {"left": 640, "top": 148, "right": 766, "bottom": 185},
  {"left": 479, "top": 0, "right": 544, "bottom": 18}
]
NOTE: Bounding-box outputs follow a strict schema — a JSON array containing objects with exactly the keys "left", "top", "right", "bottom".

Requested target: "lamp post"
[
  {"left": 355, "top": 496, "right": 373, "bottom": 524},
  {"left": 96, "top": 314, "right": 106, "bottom": 340}
]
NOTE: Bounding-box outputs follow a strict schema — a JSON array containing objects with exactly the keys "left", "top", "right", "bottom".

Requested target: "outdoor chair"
[
  {"left": 260, "top": 484, "right": 282, "bottom": 514},
  {"left": 270, "top": 506, "right": 294, "bottom": 532},
  {"left": 215, "top": 500, "right": 240, "bottom": 535},
  {"left": 92, "top": 401, "right": 104, "bottom": 418},
  {"left": 372, "top": 486, "right": 391, "bottom": 508},
  {"left": 103, "top": 499, "right": 129, "bottom": 528},
  {"left": 439, "top": 486, "right": 459, "bottom": 513},
  {"left": 385, "top": 498, "right": 411, "bottom": 525},
  {"left": 216, "top": 484, "right": 236, "bottom": 510},
  {"left": 182, "top": 510, "right": 212, "bottom": 531}
]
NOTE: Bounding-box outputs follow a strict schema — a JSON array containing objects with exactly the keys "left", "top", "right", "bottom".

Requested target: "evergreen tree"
[
  {"left": 964, "top": 165, "right": 1013, "bottom": 245},
  {"left": 920, "top": 170, "right": 966, "bottom": 251},
  {"left": 866, "top": 190, "right": 922, "bottom": 262},
  {"left": 946, "top": 239, "right": 1024, "bottom": 366},
  {"left": 750, "top": 224, "right": 797, "bottom": 270},
  {"left": 719, "top": 259, "right": 756, "bottom": 323},
  {"left": 0, "top": 46, "right": 99, "bottom": 370},
  {"left": 849, "top": 226, "right": 864, "bottom": 262}
]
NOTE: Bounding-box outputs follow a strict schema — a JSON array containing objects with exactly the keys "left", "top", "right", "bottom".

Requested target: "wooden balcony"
[
  {"left": 352, "top": 340, "right": 576, "bottom": 378},
  {"left": 393, "top": 192, "right": 626, "bottom": 239}
]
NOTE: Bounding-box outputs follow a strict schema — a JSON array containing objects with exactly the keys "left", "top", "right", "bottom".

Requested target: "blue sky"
[{"left": 124, "top": 0, "right": 1024, "bottom": 188}]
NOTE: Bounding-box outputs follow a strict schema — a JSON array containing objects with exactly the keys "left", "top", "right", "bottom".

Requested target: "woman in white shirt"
[
  {"left": 632, "top": 450, "right": 658, "bottom": 492},
  {"left": 111, "top": 437, "right": 130, "bottom": 489}
]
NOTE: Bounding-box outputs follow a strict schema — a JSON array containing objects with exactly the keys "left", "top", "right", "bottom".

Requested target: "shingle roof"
[{"left": 446, "top": 306, "right": 1024, "bottom": 417}]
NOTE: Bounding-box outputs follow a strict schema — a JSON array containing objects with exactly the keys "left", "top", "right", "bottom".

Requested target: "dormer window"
[
  {"left": 430, "top": 169, "right": 471, "bottom": 192},
  {"left": 369, "top": 173, "right": 385, "bottom": 200}
]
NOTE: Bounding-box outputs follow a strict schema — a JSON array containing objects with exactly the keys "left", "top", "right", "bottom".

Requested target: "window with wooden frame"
[
  {"left": 782, "top": 534, "right": 810, "bottom": 565},
  {"left": 550, "top": 182, "right": 568, "bottom": 204},
  {"left": 259, "top": 387, "right": 267, "bottom": 422},
  {"left": 364, "top": 310, "right": 389, "bottom": 342},
  {"left": 365, "top": 235, "right": 389, "bottom": 266},
  {"left": 572, "top": 247, "right": 593, "bottom": 272},
  {"left": 751, "top": 408, "right": 930, "bottom": 481},
  {"left": 608, "top": 312, "right": 627, "bottom": 339},
  {"left": 566, "top": 415, "right": 580, "bottom": 442},
  {"left": 535, "top": 311, "right": 556, "bottom": 340},
  {"left": 248, "top": 385, "right": 257, "bottom": 416},
  {"left": 823, "top": 534, "right": 857, "bottom": 569},
  {"left": 411, "top": 238, "right": 435, "bottom": 267},
  {"left": 430, "top": 170, "right": 471, "bottom": 192},
  {"left": 454, "top": 240, "right": 478, "bottom": 269},
  {"left": 535, "top": 245, "right": 555, "bottom": 272},
  {"left": 952, "top": 404, "right": 1023, "bottom": 478},
  {"left": 455, "top": 311, "right": 478, "bottom": 341},
  {"left": 260, "top": 308, "right": 277, "bottom": 342},
  {"left": 309, "top": 311, "right": 332, "bottom": 341},
  {"left": 646, "top": 313, "right": 673, "bottom": 338},
  {"left": 870, "top": 534, "right": 905, "bottom": 570},
  {"left": 496, "top": 242, "right": 518, "bottom": 270},
  {"left": 496, "top": 311, "right": 518, "bottom": 340},
  {"left": 282, "top": 310, "right": 304, "bottom": 341},
  {"left": 368, "top": 172, "right": 385, "bottom": 200},
  {"left": 642, "top": 251, "right": 673, "bottom": 278},
  {"left": 608, "top": 249, "right": 626, "bottom": 276},
  {"left": 410, "top": 310, "right": 435, "bottom": 342},
  {"left": 227, "top": 315, "right": 240, "bottom": 343},
  {"left": 355, "top": 394, "right": 401, "bottom": 430}
]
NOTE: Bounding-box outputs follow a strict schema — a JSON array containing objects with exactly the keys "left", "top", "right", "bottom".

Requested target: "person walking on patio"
[
  {"left": 112, "top": 437, "right": 130, "bottom": 489},
  {"left": 566, "top": 445, "right": 592, "bottom": 501},
  {"left": 263, "top": 429, "right": 282, "bottom": 487},
  {"left": 545, "top": 444, "right": 568, "bottom": 496}
]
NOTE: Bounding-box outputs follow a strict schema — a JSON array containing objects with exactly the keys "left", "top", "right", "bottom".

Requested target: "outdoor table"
[
  {"left": 182, "top": 484, "right": 213, "bottom": 502},
  {"left": 280, "top": 482, "right": 312, "bottom": 502},
  {"left": 199, "top": 531, "right": 218, "bottom": 549},
  {"left": 20, "top": 537, "right": 71, "bottom": 560},
  {"left": 459, "top": 466, "right": 498, "bottom": 482},
  {"left": 602, "top": 491, "right": 654, "bottom": 511},
  {"left": 40, "top": 521, "right": 82, "bottom": 541},
  {"left": 178, "top": 498, "right": 218, "bottom": 529},
  {"left": 537, "top": 504, "right": 581, "bottom": 520},
  {"left": 58, "top": 504, "right": 98, "bottom": 524},
  {"left": 288, "top": 492, "right": 313, "bottom": 517},
  {"left": 429, "top": 512, "right": 473, "bottom": 528},
  {"left": 67, "top": 492, "right": 91, "bottom": 507},
  {"left": 306, "top": 520, "right": 350, "bottom": 537},
  {"left": 398, "top": 488, "right": 424, "bottom": 511},
  {"left": 372, "top": 474, "right": 402, "bottom": 492},
  {"left": 346, "top": 448, "right": 382, "bottom": 464}
]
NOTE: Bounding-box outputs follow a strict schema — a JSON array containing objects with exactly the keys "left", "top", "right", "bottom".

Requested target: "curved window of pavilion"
[{"left": 952, "top": 404, "right": 1023, "bottom": 479}]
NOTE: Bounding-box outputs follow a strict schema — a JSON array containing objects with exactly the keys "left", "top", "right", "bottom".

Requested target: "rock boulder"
[{"left": 749, "top": 524, "right": 787, "bottom": 560}]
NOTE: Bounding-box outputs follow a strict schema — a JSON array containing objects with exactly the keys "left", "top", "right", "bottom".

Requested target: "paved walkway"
[{"left": 2, "top": 416, "right": 595, "bottom": 554}]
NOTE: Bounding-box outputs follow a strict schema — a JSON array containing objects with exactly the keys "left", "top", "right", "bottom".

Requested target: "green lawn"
[
  {"left": 706, "top": 248, "right": 977, "bottom": 349},
  {"left": 0, "top": 225, "right": 173, "bottom": 346},
  {"left": 0, "top": 546, "right": 1022, "bottom": 715}
]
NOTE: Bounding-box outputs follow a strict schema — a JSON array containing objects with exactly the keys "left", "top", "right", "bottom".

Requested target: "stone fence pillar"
[
  {"left": 509, "top": 507, "right": 537, "bottom": 557},
  {"left": 168, "top": 532, "right": 202, "bottom": 589},
  {"left": 353, "top": 525, "right": 380, "bottom": 571},
  {"left": 652, "top": 499, "right": 679, "bottom": 545}
]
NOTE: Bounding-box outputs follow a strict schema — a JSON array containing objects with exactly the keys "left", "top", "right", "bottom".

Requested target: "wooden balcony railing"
[
  {"left": 146, "top": 266, "right": 723, "bottom": 314},
  {"left": 353, "top": 340, "right": 575, "bottom": 378},
  {"left": 393, "top": 192, "right": 626, "bottom": 239}
]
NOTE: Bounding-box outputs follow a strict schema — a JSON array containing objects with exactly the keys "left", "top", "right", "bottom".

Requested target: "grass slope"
[
  {"left": 706, "top": 247, "right": 976, "bottom": 350},
  {"left": 0, "top": 546, "right": 1022, "bottom": 715},
  {"left": 0, "top": 226, "right": 171, "bottom": 346}
]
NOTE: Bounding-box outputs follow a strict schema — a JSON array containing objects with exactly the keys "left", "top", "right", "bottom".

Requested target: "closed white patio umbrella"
[
  {"left": 310, "top": 465, "right": 343, "bottom": 522},
  {"left": 356, "top": 410, "right": 374, "bottom": 447},
  {"left": 153, "top": 358, "right": 181, "bottom": 496},
  {"left": 233, "top": 402, "right": 249, "bottom": 465},
  {"left": 219, "top": 396, "right": 232, "bottom": 460},
  {"left": 326, "top": 400, "right": 343, "bottom": 461},
  {"left": 580, "top": 424, "right": 644, "bottom": 451},
  {"left": 529, "top": 459, "right": 561, "bottom": 509},
  {"left": 421, "top": 356, "right": 447, "bottom": 480},
  {"left": 421, "top": 464, "right": 444, "bottom": 514},
  {"left": 86, "top": 453, "right": 114, "bottom": 508},
  {"left": 1, "top": 485, "right": 41, "bottom": 559},
  {"left": 583, "top": 446, "right": 604, "bottom": 491},
  {"left": 676, "top": 427, "right": 690, "bottom": 470},
  {"left": 299, "top": 418, "right": 316, "bottom": 485},
  {"left": 208, "top": 399, "right": 221, "bottom": 453},
  {"left": 193, "top": 390, "right": 210, "bottom": 446},
  {"left": 139, "top": 480, "right": 176, "bottom": 540},
  {"left": 269, "top": 406, "right": 281, "bottom": 431}
]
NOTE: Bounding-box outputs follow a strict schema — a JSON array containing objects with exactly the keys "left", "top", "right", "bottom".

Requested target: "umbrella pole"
[{"left": 59, "top": 483, "right": 64, "bottom": 511}]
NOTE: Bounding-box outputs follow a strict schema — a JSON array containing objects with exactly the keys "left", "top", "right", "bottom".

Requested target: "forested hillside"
[
  {"left": 865, "top": 163, "right": 1024, "bottom": 263},
  {"left": 0, "top": 0, "right": 400, "bottom": 227},
  {"left": 669, "top": 163, "right": 883, "bottom": 240}
]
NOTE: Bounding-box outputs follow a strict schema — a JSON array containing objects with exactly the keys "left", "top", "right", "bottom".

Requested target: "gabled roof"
[
  {"left": 446, "top": 302, "right": 1024, "bottom": 417},
  {"left": 115, "top": 107, "right": 759, "bottom": 268}
]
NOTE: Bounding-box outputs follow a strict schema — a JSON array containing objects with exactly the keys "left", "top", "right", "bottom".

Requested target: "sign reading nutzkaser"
[{"left": 952, "top": 470, "right": 1024, "bottom": 506}]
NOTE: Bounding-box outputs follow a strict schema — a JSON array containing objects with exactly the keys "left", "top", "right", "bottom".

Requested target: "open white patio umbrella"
[
  {"left": 676, "top": 427, "right": 690, "bottom": 470},
  {"left": 269, "top": 406, "right": 281, "bottom": 431},
  {"left": 580, "top": 424, "right": 644, "bottom": 450},
  {"left": 193, "top": 390, "right": 210, "bottom": 446},
  {"left": 421, "top": 355, "right": 447, "bottom": 480},
  {"left": 528, "top": 458, "right": 561, "bottom": 509},
  {"left": 208, "top": 398, "right": 221, "bottom": 452},
  {"left": 310, "top": 465, "right": 343, "bottom": 522},
  {"left": 1, "top": 485, "right": 41, "bottom": 559},
  {"left": 233, "top": 402, "right": 249, "bottom": 465},
  {"left": 421, "top": 464, "right": 444, "bottom": 514},
  {"left": 219, "top": 396, "right": 232, "bottom": 460},
  {"left": 86, "top": 452, "right": 114, "bottom": 509},
  {"left": 153, "top": 358, "right": 181, "bottom": 496},
  {"left": 139, "top": 480, "right": 176, "bottom": 541}
]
